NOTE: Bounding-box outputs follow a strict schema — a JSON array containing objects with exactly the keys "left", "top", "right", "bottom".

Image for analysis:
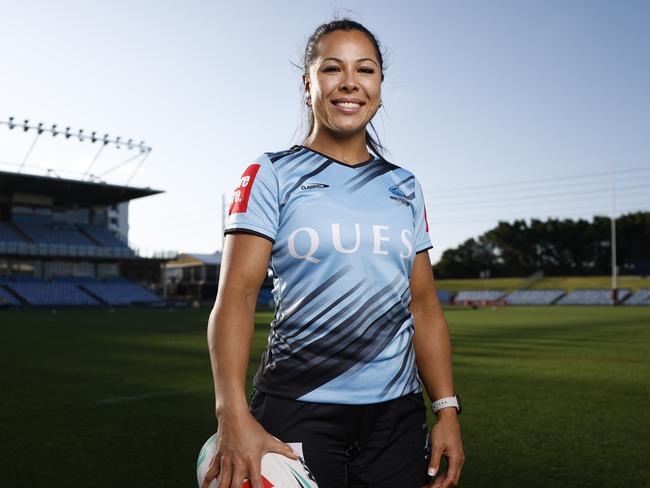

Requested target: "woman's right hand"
[{"left": 201, "top": 409, "right": 299, "bottom": 488}]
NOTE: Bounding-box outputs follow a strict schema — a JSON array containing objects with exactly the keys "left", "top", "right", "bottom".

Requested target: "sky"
[{"left": 1, "top": 0, "right": 648, "bottom": 263}]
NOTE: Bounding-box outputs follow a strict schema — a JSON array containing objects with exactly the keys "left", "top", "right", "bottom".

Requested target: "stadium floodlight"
[{"left": 2, "top": 116, "right": 154, "bottom": 182}]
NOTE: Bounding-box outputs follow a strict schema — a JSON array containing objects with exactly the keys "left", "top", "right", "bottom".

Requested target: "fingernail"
[{"left": 428, "top": 467, "right": 437, "bottom": 476}]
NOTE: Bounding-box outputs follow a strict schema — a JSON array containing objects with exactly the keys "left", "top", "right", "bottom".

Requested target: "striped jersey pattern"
[{"left": 225, "top": 145, "right": 433, "bottom": 404}]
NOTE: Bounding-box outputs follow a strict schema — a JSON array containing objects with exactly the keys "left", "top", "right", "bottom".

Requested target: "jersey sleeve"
[
  {"left": 413, "top": 176, "right": 433, "bottom": 253},
  {"left": 224, "top": 154, "right": 279, "bottom": 243}
]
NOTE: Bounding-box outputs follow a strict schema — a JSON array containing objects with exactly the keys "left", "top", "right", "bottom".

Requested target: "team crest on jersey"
[
  {"left": 300, "top": 182, "right": 330, "bottom": 191},
  {"left": 388, "top": 185, "right": 412, "bottom": 207}
]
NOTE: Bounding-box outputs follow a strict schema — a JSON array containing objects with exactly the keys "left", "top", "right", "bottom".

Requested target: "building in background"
[
  {"left": 163, "top": 251, "right": 276, "bottom": 308},
  {"left": 164, "top": 252, "right": 221, "bottom": 305}
]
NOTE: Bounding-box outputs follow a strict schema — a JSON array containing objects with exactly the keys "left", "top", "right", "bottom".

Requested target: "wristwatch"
[{"left": 431, "top": 394, "right": 462, "bottom": 416}]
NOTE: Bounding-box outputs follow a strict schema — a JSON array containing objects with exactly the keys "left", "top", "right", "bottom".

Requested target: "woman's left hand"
[{"left": 427, "top": 411, "right": 464, "bottom": 487}]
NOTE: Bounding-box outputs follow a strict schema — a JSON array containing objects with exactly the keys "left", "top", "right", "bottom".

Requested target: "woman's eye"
[{"left": 322, "top": 66, "right": 374, "bottom": 73}]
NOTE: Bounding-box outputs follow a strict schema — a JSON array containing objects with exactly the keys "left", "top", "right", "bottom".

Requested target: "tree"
[{"left": 433, "top": 211, "right": 650, "bottom": 278}]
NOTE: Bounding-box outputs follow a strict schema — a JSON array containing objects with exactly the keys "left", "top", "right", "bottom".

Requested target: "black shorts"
[{"left": 249, "top": 388, "right": 431, "bottom": 488}]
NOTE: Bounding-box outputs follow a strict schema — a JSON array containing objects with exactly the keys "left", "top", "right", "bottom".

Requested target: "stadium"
[{"left": 0, "top": 167, "right": 173, "bottom": 308}]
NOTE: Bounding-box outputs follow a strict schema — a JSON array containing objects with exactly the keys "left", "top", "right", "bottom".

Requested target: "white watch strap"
[{"left": 431, "top": 396, "right": 459, "bottom": 413}]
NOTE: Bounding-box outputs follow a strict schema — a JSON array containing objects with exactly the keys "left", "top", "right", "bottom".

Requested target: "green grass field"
[
  {"left": 436, "top": 275, "right": 650, "bottom": 293},
  {"left": 1, "top": 306, "right": 649, "bottom": 487}
]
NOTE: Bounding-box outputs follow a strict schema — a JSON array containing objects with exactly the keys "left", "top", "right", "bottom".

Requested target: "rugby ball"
[{"left": 197, "top": 433, "right": 319, "bottom": 487}]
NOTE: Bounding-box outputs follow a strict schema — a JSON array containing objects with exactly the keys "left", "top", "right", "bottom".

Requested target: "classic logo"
[
  {"left": 300, "top": 182, "right": 330, "bottom": 191},
  {"left": 388, "top": 185, "right": 412, "bottom": 207}
]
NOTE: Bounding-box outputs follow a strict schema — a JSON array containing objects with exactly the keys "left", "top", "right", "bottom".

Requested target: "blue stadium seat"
[
  {"left": 52, "top": 275, "right": 97, "bottom": 284},
  {"left": 257, "top": 287, "right": 275, "bottom": 308},
  {"left": 556, "top": 288, "right": 631, "bottom": 305},
  {"left": 8, "top": 282, "right": 100, "bottom": 306},
  {"left": 505, "top": 289, "right": 565, "bottom": 305},
  {"left": 15, "top": 222, "right": 96, "bottom": 246},
  {"left": 624, "top": 288, "right": 650, "bottom": 306},
  {"left": 102, "top": 276, "right": 131, "bottom": 284},
  {"left": 81, "top": 282, "right": 162, "bottom": 305},
  {"left": 10, "top": 275, "right": 45, "bottom": 283},
  {"left": 454, "top": 290, "right": 506, "bottom": 304},
  {"left": 0, "top": 222, "right": 24, "bottom": 243},
  {"left": 76, "top": 224, "right": 130, "bottom": 248},
  {"left": 0, "top": 286, "right": 21, "bottom": 306},
  {"left": 437, "top": 290, "right": 453, "bottom": 304}
]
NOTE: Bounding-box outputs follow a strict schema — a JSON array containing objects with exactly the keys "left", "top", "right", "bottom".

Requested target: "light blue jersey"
[{"left": 225, "top": 145, "right": 433, "bottom": 404}]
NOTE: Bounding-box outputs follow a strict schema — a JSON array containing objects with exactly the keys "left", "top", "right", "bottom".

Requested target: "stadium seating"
[
  {"left": 0, "top": 286, "right": 21, "bottom": 306},
  {"left": 556, "top": 288, "right": 631, "bottom": 305},
  {"left": 51, "top": 275, "right": 97, "bottom": 284},
  {"left": 81, "top": 280, "right": 162, "bottom": 305},
  {"left": 0, "top": 221, "right": 24, "bottom": 242},
  {"left": 454, "top": 290, "right": 506, "bottom": 304},
  {"left": 0, "top": 274, "right": 163, "bottom": 307},
  {"left": 15, "top": 222, "right": 96, "bottom": 246},
  {"left": 257, "top": 287, "right": 275, "bottom": 308},
  {"left": 624, "top": 288, "right": 650, "bottom": 306},
  {"left": 76, "top": 224, "right": 131, "bottom": 249},
  {"left": 437, "top": 290, "right": 454, "bottom": 304},
  {"left": 10, "top": 275, "right": 45, "bottom": 283},
  {"left": 103, "top": 276, "right": 131, "bottom": 284},
  {"left": 8, "top": 282, "right": 100, "bottom": 306},
  {"left": 505, "top": 289, "right": 565, "bottom": 305}
]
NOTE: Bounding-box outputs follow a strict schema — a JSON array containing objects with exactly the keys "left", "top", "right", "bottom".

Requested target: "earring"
[{"left": 379, "top": 100, "right": 383, "bottom": 107}]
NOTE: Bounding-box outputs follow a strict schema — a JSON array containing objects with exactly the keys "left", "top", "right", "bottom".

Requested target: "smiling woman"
[
  {"left": 204, "top": 17, "right": 464, "bottom": 488},
  {"left": 301, "top": 24, "right": 385, "bottom": 163}
]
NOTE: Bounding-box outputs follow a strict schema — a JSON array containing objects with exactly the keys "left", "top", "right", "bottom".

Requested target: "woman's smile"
[{"left": 331, "top": 98, "right": 366, "bottom": 115}]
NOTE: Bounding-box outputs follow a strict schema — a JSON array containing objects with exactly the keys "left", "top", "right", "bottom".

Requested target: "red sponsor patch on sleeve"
[
  {"left": 424, "top": 206, "right": 429, "bottom": 232},
  {"left": 229, "top": 163, "right": 261, "bottom": 215}
]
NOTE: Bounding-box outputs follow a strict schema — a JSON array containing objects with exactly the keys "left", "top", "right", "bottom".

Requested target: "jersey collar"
[{"left": 292, "top": 145, "right": 377, "bottom": 168}]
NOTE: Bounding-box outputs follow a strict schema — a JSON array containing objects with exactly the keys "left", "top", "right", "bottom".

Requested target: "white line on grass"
[{"left": 97, "top": 391, "right": 185, "bottom": 404}]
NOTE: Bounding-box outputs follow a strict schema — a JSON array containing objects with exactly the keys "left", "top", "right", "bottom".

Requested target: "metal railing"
[{"left": 0, "top": 241, "right": 178, "bottom": 260}]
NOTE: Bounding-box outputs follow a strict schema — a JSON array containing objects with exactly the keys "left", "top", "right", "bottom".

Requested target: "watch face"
[{"left": 455, "top": 394, "right": 463, "bottom": 415}]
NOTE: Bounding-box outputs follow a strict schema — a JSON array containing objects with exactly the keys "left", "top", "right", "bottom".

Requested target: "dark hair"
[{"left": 297, "top": 17, "right": 388, "bottom": 159}]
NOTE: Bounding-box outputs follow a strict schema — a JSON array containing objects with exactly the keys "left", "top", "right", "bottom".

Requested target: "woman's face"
[{"left": 304, "top": 29, "right": 382, "bottom": 136}]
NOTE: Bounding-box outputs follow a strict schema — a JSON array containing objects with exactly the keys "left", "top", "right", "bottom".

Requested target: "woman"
[{"left": 204, "top": 18, "right": 464, "bottom": 488}]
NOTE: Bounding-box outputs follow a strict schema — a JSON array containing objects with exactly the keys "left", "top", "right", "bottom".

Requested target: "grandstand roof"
[
  {"left": 166, "top": 252, "right": 222, "bottom": 268},
  {"left": 0, "top": 170, "right": 162, "bottom": 207}
]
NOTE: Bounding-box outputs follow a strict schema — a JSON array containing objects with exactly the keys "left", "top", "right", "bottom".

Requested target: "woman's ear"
[{"left": 302, "top": 74, "right": 310, "bottom": 94}]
